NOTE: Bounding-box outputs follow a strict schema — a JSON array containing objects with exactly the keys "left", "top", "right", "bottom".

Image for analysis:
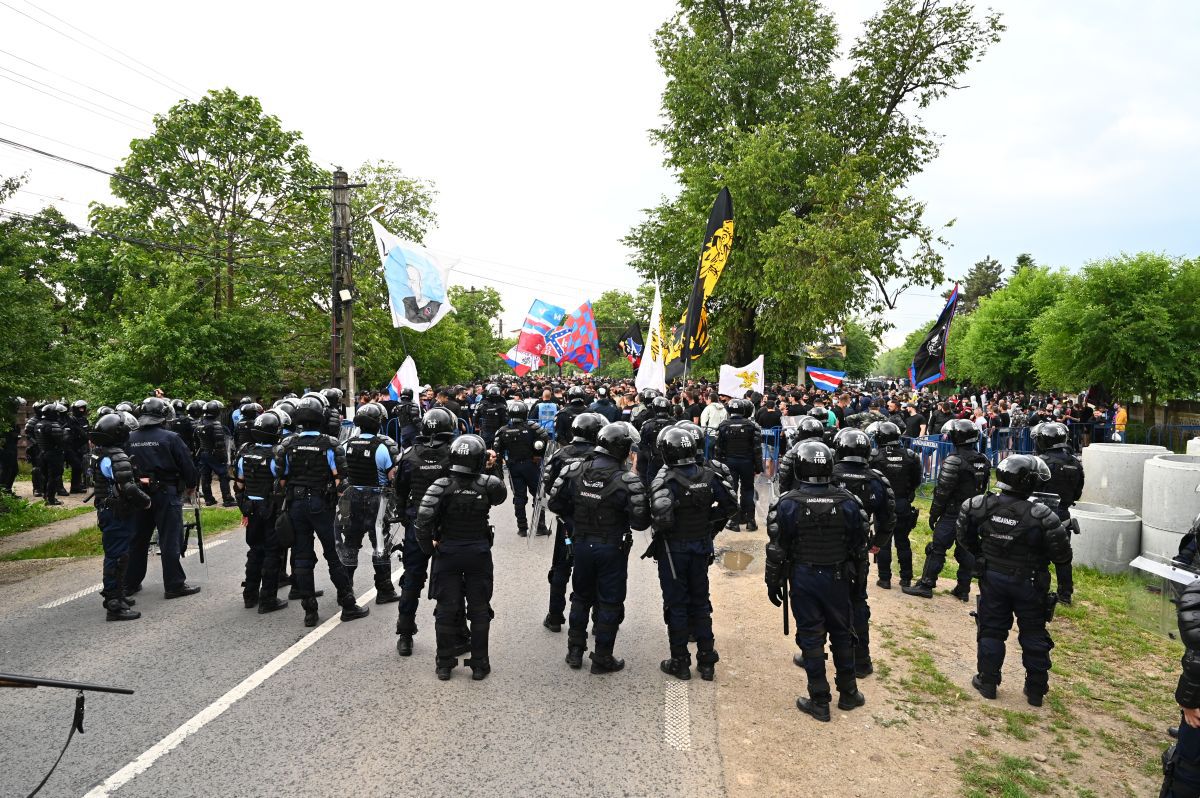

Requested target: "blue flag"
[{"left": 371, "top": 219, "right": 455, "bottom": 331}]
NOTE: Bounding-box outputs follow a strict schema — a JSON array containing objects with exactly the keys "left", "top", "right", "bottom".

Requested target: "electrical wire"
[
  {"left": 0, "top": 72, "right": 151, "bottom": 132},
  {"left": 0, "top": 119, "right": 121, "bottom": 162},
  {"left": 0, "top": 47, "right": 157, "bottom": 114}
]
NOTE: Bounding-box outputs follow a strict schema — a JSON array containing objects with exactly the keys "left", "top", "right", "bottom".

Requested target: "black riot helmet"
[
  {"left": 186, "top": 400, "right": 204, "bottom": 419},
  {"left": 264, "top": 408, "right": 291, "bottom": 432},
  {"left": 995, "top": 454, "right": 1051, "bottom": 497},
  {"left": 871, "top": 421, "right": 902, "bottom": 447},
  {"left": 170, "top": 398, "right": 185, "bottom": 416},
  {"left": 239, "top": 395, "right": 253, "bottom": 406},
  {"left": 833, "top": 427, "right": 872, "bottom": 464},
  {"left": 794, "top": 416, "right": 826, "bottom": 443},
  {"left": 1031, "top": 422, "right": 1070, "bottom": 453},
  {"left": 321, "top": 388, "right": 343, "bottom": 408},
  {"left": 203, "top": 400, "right": 224, "bottom": 419},
  {"left": 240, "top": 402, "right": 263, "bottom": 421},
  {"left": 119, "top": 410, "right": 139, "bottom": 431},
  {"left": 485, "top": 383, "right": 501, "bottom": 399},
  {"left": 595, "top": 422, "right": 636, "bottom": 461},
  {"left": 808, "top": 406, "right": 830, "bottom": 421},
  {"left": 47, "top": 402, "right": 67, "bottom": 418},
  {"left": 639, "top": 388, "right": 659, "bottom": 406},
  {"left": 728, "top": 399, "right": 750, "bottom": 418},
  {"left": 506, "top": 400, "right": 528, "bottom": 423},
  {"left": 650, "top": 396, "right": 670, "bottom": 418},
  {"left": 354, "top": 402, "right": 385, "bottom": 434},
  {"left": 252, "top": 411, "right": 283, "bottom": 444},
  {"left": 302, "top": 391, "right": 329, "bottom": 408},
  {"left": 71, "top": 399, "right": 88, "bottom": 415},
  {"left": 567, "top": 385, "right": 587, "bottom": 406},
  {"left": 291, "top": 395, "right": 326, "bottom": 429},
  {"left": 274, "top": 399, "right": 297, "bottom": 418},
  {"left": 89, "top": 413, "right": 131, "bottom": 446},
  {"left": 400, "top": 388, "right": 414, "bottom": 401},
  {"left": 115, "top": 401, "right": 136, "bottom": 417},
  {"left": 421, "top": 407, "right": 457, "bottom": 443},
  {"left": 659, "top": 426, "right": 699, "bottom": 467},
  {"left": 139, "top": 396, "right": 170, "bottom": 426},
  {"left": 96, "top": 405, "right": 115, "bottom": 419},
  {"left": 794, "top": 440, "right": 835, "bottom": 485},
  {"left": 571, "top": 412, "right": 604, "bottom": 444},
  {"left": 941, "top": 418, "right": 979, "bottom": 447},
  {"left": 448, "top": 434, "right": 487, "bottom": 475}
]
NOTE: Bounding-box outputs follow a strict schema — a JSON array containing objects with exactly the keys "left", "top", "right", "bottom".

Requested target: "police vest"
[
  {"left": 639, "top": 417, "right": 671, "bottom": 462},
  {"left": 323, "top": 408, "right": 342, "bottom": 438},
  {"left": 876, "top": 446, "right": 917, "bottom": 497},
  {"left": 572, "top": 459, "right": 627, "bottom": 538},
  {"left": 403, "top": 444, "right": 451, "bottom": 507},
  {"left": 396, "top": 401, "right": 421, "bottom": 427},
  {"left": 833, "top": 465, "right": 881, "bottom": 518},
  {"left": 91, "top": 446, "right": 137, "bottom": 513},
  {"left": 37, "top": 419, "right": 65, "bottom": 450},
  {"left": 499, "top": 424, "right": 538, "bottom": 461},
  {"left": 951, "top": 449, "right": 991, "bottom": 507},
  {"left": 978, "top": 495, "right": 1043, "bottom": 573},
  {"left": 547, "top": 443, "right": 592, "bottom": 487},
  {"left": 345, "top": 436, "right": 387, "bottom": 487},
  {"left": 439, "top": 477, "right": 492, "bottom": 540},
  {"left": 1042, "top": 451, "right": 1081, "bottom": 508},
  {"left": 283, "top": 435, "right": 335, "bottom": 490},
  {"left": 477, "top": 401, "right": 505, "bottom": 433},
  {"left": 663, "top": 466, "right": 715, "bottom": 539},
  {"left": 786, "top": 488, "right": 851, "bottom": 565},
  {"left": 199, "top": 420, "right": 223, "bottom": 451},
  {"left": 721, "top": 420, "right": 756, "bottom": 458},
  {"left": 241, "top": 445, "right": 276, "bottom": 498},
  {"left": 555, "top": 406, "right": 584, "bottom": 442}
]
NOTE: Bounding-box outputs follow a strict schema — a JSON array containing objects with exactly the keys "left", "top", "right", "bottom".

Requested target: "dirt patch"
[{"left": 0, "top": 557, "right": 74, "bottom": 587}]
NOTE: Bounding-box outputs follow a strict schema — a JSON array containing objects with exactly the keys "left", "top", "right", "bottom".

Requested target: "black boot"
[
  {"left": 338, "top": 590, "right": 370, "bottom": 622},
  {"left": 745, "top": 514, "right": 758, "bottom": 531},
  {"left": 396, "top": 634, "right": 414, "bottom": 657},
  {"left": 517, "top": 524, "right": 528, "bottom": 538},
  {"left": 837, "top": 690, "right": 866, "bottom": 711},
  {"left": 302, "top": 597, "right": 319, "bottom": 627},
  {"left": 105, "top": 597, "right": 140, "bottom": 621},
  {"left": 901, "top": 579, "right": 934, "bottom": 599},
  {"left": 436, "top": 659, "right": 456, "bottom": 681},
  {"left": 543, "top": 613, "right": 563, "bottom": 633},
  {"left": 696, "top": 648, "right": 719, "bottom": 681},
  {"left": 972, "top": 674, "right": 997, "bottom": 700},
  {"left": 257, "top": 596, "right": 288, "bottom": 614},
  {"left": 590, "top": 644, "right": 625, "bottom": 674},
  {"left": 1023, "top": 685, "right": 1045, "bottom": 707},
  {"left": 950, "top": 584, "right": 971, "bottom": 602},
  {"left": 373, "top": 559, "right": 400, "bottom": 603},
  {"left": 467, "top": 657, "right": 491, "bottom": 681},
  {"left": 243, "top": 589, "right": 259, "bottom": 609},
  {"left": 796, "top": 697, "right": 831, "bottom": 722},
  {"left": 565, "top": 646, "right": 585, "bottom": 669},
  {"left": 660, "top": 653, "right": 691, "bottom": 681}
]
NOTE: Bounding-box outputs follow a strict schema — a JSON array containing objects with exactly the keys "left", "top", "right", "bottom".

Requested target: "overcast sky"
[{"left": 2, "top": 0, "right": 1197, "bottom": 354}]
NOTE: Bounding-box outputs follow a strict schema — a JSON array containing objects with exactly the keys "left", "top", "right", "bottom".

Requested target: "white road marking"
[
  {"left": 37, "top": 540, "right": 227, "bottom": 609},
  {"left": 82, "top": 585, "right": 379, "bottom": 797},
  {"left": 663, "top": 681, "right": 692, "bottom": 751}
]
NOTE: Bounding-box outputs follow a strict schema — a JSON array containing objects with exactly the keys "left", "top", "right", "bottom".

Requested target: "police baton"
[{"left": 781, "top": 575, "right": 789, "bottom": 637}]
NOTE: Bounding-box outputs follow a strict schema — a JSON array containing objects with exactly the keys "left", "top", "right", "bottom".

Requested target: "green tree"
[
  {"left": 1032, "top": 254, "right": 1200, "bottom": 425},
  {"left": 949, "top": 255, "right": 1005, "bottom": 314},
  {"left": 446, "top": 285, "right": 504, "bottom": 378},
  {"left": 956, "top": 265, "right": 1066, "bottom": 388},
  {"left": 804, "top": 321, "right": 877, "bottom": 379},
  {"left": 875, "top": 320, "right": 934, "bottom": 380},
  {"left": 627, "top": 0, "right": 1003, "bottom": 364}
]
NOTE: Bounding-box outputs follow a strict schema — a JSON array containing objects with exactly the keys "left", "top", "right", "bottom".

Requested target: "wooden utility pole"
[{"left": 309, "top": 169, "right": 366, "bottom": 399}]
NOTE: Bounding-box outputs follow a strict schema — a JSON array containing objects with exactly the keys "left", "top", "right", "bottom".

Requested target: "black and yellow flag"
[{"left": 666, "top": 187, "right": 733, "bottom": 379}]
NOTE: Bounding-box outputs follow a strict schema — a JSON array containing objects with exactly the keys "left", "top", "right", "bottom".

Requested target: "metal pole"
[{"left": 331, "top": 170, "right": 353, "bottom": 399}]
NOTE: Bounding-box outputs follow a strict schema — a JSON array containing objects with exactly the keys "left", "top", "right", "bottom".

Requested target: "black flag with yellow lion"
[{"left": 665, "top": 187, "right": 733, "bottom": 379}]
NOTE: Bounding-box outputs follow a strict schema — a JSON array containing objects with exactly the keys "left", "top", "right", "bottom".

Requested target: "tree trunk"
[
  {"left": 725, "top": 302, "right": 757, "bottom": 365},
  {"left": 1146, "top": 388, "right": 1157, "bottom": 427}
]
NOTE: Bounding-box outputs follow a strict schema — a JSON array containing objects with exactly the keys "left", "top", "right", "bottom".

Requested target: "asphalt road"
[{"left": 0, "top": 499, "right": 731, "bottom": 798}]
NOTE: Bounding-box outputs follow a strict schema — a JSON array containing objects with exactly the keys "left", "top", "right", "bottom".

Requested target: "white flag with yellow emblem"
[{"left": 718, "top": 354, "right": 764, "bottom": 398}]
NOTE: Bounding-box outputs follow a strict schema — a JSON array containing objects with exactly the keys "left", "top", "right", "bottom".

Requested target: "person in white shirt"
[{"left": 700, "top": 393, "right": 728, "bottom": 431}]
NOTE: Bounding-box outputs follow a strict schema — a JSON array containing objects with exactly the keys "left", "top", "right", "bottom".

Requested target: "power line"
[
  {"left": 0, "top": 72, "right": 150, "bottom": 132},
  {"left": 0, "top": 0, "right": 191, "bottom": 98},
  {"left": 0, "top": 47, "right": 157, "bottom": 114},
  {"left": 0, "top": 64, "right": 150, "bottom": 126},
  {"left": 14, "top": 187, "right": 87, "bottom": 206},
  {"left": 21, "top": 0, "right": 198, "bottom": 97},
  {"left": 0, "top": 119, "right": 121, "bottom": 162},
  {"left": 430, "top": 246, "right": 641, "bottom": 292}
]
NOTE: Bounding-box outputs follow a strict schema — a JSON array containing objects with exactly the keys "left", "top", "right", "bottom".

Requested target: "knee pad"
[{"left": 924, "top": 542, "right": 938, "bottom": 557}]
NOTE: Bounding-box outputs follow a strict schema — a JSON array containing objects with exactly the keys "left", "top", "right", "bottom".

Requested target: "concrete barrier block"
[
  {"left": 1080, "top": 443, "right": 1170, "bottom": 514},
  {"left": 1072, "top": 501, "right": 1142, "bottom": 573},
  {"left": 1142, "top": 455, "right": 1200, "bottom": 534}
]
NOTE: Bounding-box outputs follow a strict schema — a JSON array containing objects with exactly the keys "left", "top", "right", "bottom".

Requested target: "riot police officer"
[
  {"left": 869, "top": 421, "right": 922, "bottom": 589},
  {"left": 648, "top": 426, "right": 737, "bottom": 680},
  {"left": 392, "top": 388, "right": 423, "bottom": 447},
  {"left": 65, "top": 400, "right": 90, "bottom": 494},
  {"left": 337, "top": 403, "right": 401, "bottom": 602},
  {"left": 124, "top": 397, "right": 202, "bottom": 600},
  {"left": 957, "top": 454, "right": 1072, "bottom": 706},
  {"left": 233, "top": 411, "right": 289, "bottom": 614},
  {"left": 540, "top": 412, "right": 605, "bottom": 633},
  {"left": 715, "top": 399, "right": 763, "bottom": 531},
  {"left": 234, "top": 402, "right": 262, "bottom": 449},
  {"left": 635, "top": 396, "right": 673, "bottom": 488},
  {"left": 494, "top": 400, "right": 550, "bottom": 536},
  {"left": 903, "top": 419, "right": 991, "bottom": 601},
  {"left": 1161, "top": 560, "right": 1200, "bottom": 797},
  {"left": 1032, "top": 421, "right": 1085, "bottom": 605},
  {"left": 89, "top": 413, "right": 152, "bottom": 621},
  {"left": 765, "top": 440, "right": 870, "bottom": 722},
  {"left": 321, "top": 387, "right": 344, "bottom": 439},
  {"left": 275, "top": 395, "right": 369, "bottom": 627},
  {"left": 182, "top": 401, "right": 203, "bottom": 459},
  {"left": 548, "top": 422, "right": 650, "bottom": 674},
  {"left": 198, "top": 400, "right": 236, "bottom": 507},
  {"left": 24, "top": 402, "right": 43, "bottom": 497},
  {"left": 831, "top": 427, "right": 895, "bottom": 678},
  {"left": 472, "top": 384, "right": 507, "bottom": 451},
  {"left": 37, "top": 402, "right": 68, "bottom": 504},
  {"left": 393, "top": 407, "right": 457, "bottom": 656},
  {"left": 776, "top": 416, "right": 828, "bottom": 491},
  {"left": 415, "top": 434, "right": 507, "bottom": 681},
  {"left": 553, "top": 386, "right": 588, "bottom": 445}
]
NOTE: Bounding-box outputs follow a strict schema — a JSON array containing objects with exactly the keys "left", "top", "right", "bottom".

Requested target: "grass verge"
[
  {"left": 0, "top": 491, "right": 90, "bottom": 538},
  {"left": 0, "top": 506, "right": 243, "bottom": 560}
]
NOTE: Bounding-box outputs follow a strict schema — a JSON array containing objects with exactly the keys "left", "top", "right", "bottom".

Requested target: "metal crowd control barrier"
[
  {"left": 1144, "top": 424, "right": 1200, "bottom": 453},
  {"left": 904, "top": 434, "right": 955, "bottom": 486}
]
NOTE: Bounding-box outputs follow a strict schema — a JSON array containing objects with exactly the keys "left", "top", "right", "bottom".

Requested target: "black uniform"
[
  {"left": 337, "top": 432, "right": 401, "bottom": 596},
  {"left": 1039, "top": 449, "right": 1085, "bottom": 601},
  {"left": 415, "top": 471, "right": 506, "bottom": 673},
  {"left": 870, "top": 443, "right": 923, "bottom": 585},
  {"left": 124, "top": 424, "right": 201, "bottom": 594},
  {"left": 1163, "top": 579, "right": 1200, "bottom": 798},
  {"left": 65, "top": 409, "right": 90, "bottom": 493},
  {"left": 553, "top": 404, "right": 586, "bottom": 446},
  {"left": 766, "top": 482, "right": 869, "bottom": 712},
  {"left": 832, "top": 461, "right": 895, "bottom": 675},
  {"left": 912, "top": 446, "right": 990, "bottom": 598},
  {"left": 234, "top": 442, "right": 285, "bottom": 606},
  {"left": 198, "top": 417, "right": 235, "bottom": 505},
  {"left": 172, "top": 414, "right": 198, "bottom": 458},
  {"left": 0, "top": 403, "right": 17, "bottom": 495},
  {"left": 24, "top": 411, "right": 42, "bottom": 496},
  {"left": 92, "top": 445, "right": 152, "bottom": 616},
  {"left": 648, "top": 462, "right": 737, "bottom": 676},
  {"left": 548, "top": 451, "right": 649, "bottom": 668},
  {"left": 715, "top": 416, "right": 763, "bottom": 526},
  {"left": 957, "top": 491, "right": 1071, "bottom": 701},
  {"left": 394, "top": 439, "right": 452, "bottom": 641},
  {"left": 36, "top": 408, "right": 67, "bottom": 503},
  {"left": 541, "top": 439, "right": 595, "bottom": 627},
  {"left": 393, "top": 400, "right": 423, "bottom": 447},
  {"left": 635, "top": 413, "right": 673, "bottom": 486},
  {"left": 494, "top": 420, "right": 550, "bottom": 534}
]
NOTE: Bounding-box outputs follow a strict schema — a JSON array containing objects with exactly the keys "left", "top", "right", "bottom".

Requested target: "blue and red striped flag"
[
  {"left": 806, "top": 366, "right": 845, "bottom": 392},
  {"left": 547, "top": 302, "right": 600, "bottom": 373},
  {"left": 517, "top": 299, "right": 567, "bottom": 357},
  {"left": 497, "top": 346, "right": 542, "bottom": 377}
]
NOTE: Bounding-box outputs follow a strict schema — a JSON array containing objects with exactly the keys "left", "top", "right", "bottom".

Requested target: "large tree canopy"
[{"left": 627, "top": 0, "right": 1003, "bottom": 364}]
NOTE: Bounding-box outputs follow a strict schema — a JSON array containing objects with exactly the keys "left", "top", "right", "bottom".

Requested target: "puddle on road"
[{"left": 721, "top": 550, "right": 754, "bottom": 571}]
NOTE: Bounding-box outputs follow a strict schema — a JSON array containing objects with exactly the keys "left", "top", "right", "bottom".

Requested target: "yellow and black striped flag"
[{"left": 666, "top": 187, "right": 733, "bottom": 379}]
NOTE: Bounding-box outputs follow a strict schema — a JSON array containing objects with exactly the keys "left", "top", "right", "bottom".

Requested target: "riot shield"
[{"left": 1127, "top": 553, "right": 1200, "bottom": 639}]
